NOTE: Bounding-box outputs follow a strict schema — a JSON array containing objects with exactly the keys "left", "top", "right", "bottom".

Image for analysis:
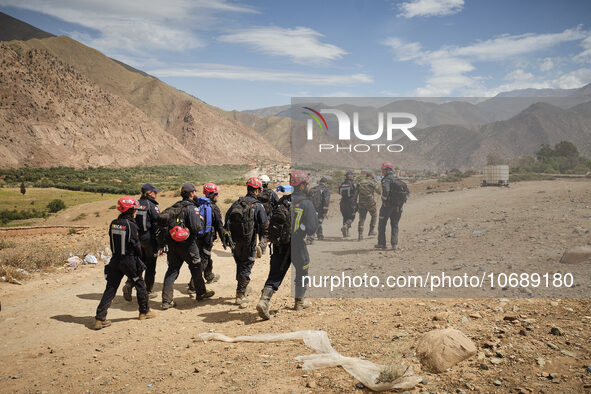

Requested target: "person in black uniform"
[
  {"left": 122, "top": 183, "right": 161, "bottom": 301},
  {"left": 161, "top": 183, "right": 214, "bottom": 309},
  {"left": 375, "top": 162, "right": 409, "bottom": 250},
  {"left": 94, "top": 197, "right": 155, "bottom": 330},
  {"left": 310, "top": 177, "right": 330, "bottom": 240},
  {"left": 225, "top": 177, "right": 268, "bottom": 308},
  {"left": 256, "top": 170, "right": 318, "bottom": 320},
  {"left": 339, "top": 171, "right": 358, "bottom": 238}
]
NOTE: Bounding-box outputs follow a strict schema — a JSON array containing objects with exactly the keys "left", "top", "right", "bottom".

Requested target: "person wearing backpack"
[
  {"left": 189, "top": 183, "right": 227, "bottom": 291},
  {"left": 338, "top": 171, "right": 358, "bottom": 238},
  {"left": 356, "top": 171, "right": 380, "bottom": 241},
  {"left": 94, "top": 197, "right": 155, "bottom": 330},
  {"left": 122, "top": 183, "right": 161, "bottom": 302},
  {"left": 225, "top": 177, "right": 268, "bottom": 308},
  {"left": 375, "top": 162, "right": 409, "bottom": 250},
  {"left": 160, "top": 183, "right": 214, "bottom": 309},
  {"left": 308, "top": 177, "right": 330, "bottom": 241},
  {"left": 257, "top": 174, "right": 279, "bottom": 218},
  {"left": 256, "top": 170, "right": 318, "bottom": 320}
]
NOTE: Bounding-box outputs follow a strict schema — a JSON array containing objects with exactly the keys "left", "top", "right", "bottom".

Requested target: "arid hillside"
[{"left": 0, "top": 43, "right": 197, "bottom": 168}]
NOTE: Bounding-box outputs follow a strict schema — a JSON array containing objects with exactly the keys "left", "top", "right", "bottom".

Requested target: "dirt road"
[{"left": 1, "top": 179, "right": 590, "bottom": 393}]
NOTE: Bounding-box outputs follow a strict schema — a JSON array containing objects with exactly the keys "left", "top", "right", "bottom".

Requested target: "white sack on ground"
[{"left": 198, "top": 330, "right": 422, "bottom": 391}]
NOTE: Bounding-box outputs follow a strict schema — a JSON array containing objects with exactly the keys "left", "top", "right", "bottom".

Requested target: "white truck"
[{"left": 482, "top": 165, "right": 509, "bottom": 186}]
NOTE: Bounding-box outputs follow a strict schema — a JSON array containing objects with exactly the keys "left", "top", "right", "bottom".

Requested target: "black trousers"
[
  {"left": 232, "top": 241, "right": 256, "bottom": 292},
  {"left": 315, "top": 217, "right": 324, "bottom": 238},
  {"left": 96, "top": 257, "right": 148, "bottom": 320},
  {"left": 264, "top": 241, "right": 309, "bottom": 298},
  {"left": 162, "top": 245, "right": 204, "bottom": 303},
  {"left": 377, "top": 204, "right": 402, "bottom": 246},
  {"left": 340, "top": 201, "right": 356, "bottom": 226},
  {"left": 125, "top": 239, "right": 157, "bottom": 292},
  {"left": 197, "top": 235, "right": 215, "bottom": 281}
]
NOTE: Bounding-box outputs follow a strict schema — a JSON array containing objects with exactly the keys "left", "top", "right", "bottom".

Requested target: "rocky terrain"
[
  {"left": 0, "top": 13, "right": 286, "bottom": 168},
  {"left": 1, "top": 178, "right": 590, "bottom": 393}
]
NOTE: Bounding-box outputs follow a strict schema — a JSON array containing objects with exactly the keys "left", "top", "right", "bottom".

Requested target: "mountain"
[
  {"left": 478, "top": 83, "right": 591, "bottom": 120},
  {"left": 242, "top": 104, "right": 291, "bottom": 118},
  {"left": 0, "top": 43, "right": 196, "bottom": 167},
  {"left": 403, "top": 101, "right": 591, "bottom": 170},
  {"left": 0, "top": 12, "right": 286, "bottom": 168},
  {"left": 0, "top": 12, "right": 53, "bottom": 41},
  {"left": 495, "top": 83, "right": 591, "bottom": 98}
]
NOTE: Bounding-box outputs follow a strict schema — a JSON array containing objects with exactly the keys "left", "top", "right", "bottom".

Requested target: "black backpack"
[
  {"left": 308, "top": 185, "right": 323, "bottom": 211},
  {"left": 156, "top": 200, "right": 189, "bottom": 245},
  {"left": 268, "top": 196, "right": 291, "bottom": 245},
  {"left": 339, "top": 181, "right": 355, "bottom": 199},
  {"left": 388, "top": 178, "right": 409, "bottom": 206},
  {"left": 257, "top": 188, "right": 273, "bottom": 216},
  {"left": 227, "top": 197, "right": 255, "bottom": 243}
]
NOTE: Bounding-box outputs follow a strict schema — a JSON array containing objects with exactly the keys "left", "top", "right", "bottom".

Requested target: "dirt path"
[{"left": 1, "top": 180, "right": 590, "bottom": 393}]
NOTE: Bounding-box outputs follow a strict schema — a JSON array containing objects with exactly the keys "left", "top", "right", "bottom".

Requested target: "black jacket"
[
  {"left": 291, "top": 191, "right": 318, "bottom": 240},
  {"left": 109, "top": 214, "right": 141, "bottom": 258},
  {"left": 136, "top": 196, "right": 160, "bottom": 243}
]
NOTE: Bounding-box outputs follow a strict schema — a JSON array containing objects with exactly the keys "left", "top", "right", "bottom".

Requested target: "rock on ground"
[
  {"left": 416, "top": 328, "right": 477, "bottom": 373},
  {"left": 560, "top": 246, "right": 591, "bottom": 264}
]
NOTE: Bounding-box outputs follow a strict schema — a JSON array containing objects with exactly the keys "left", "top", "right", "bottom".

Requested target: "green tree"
[
  {"left": 554, "top": 141, "right": 579, "bottom": 158},
  {"left": 20, "top": 182, "right": 26, "bottom": 195},
  {"left": 47, "top": 199, "right": 66, "bottom": 213}
]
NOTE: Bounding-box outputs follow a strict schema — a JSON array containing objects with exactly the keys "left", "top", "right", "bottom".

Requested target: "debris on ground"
[{"left": 198, "top": 330, "right": 422, "bottom": 391}]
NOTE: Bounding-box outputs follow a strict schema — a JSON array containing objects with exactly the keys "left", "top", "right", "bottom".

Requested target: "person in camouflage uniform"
[{"left": 356, "top": 170, "right": 380, "bottom": 240}]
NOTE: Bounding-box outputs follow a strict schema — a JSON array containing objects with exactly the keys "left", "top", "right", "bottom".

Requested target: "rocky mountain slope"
[
  {"left": 0, "top": 43, "right": 197, "bottom": 168},
  {"left": 0, "top": 12, "right": 286, "bottom": 168}
]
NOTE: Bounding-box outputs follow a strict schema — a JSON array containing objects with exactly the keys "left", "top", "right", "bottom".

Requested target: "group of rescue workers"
[{"left": 93, "top": 162, "right": 408, "bottom": 330}]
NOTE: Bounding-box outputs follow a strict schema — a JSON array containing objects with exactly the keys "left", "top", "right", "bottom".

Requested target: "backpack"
[
  {"left": 257, "top": 188, "right": 273, "bottom": 216},
  {"left": 358, "top": 179, "right": 376, "bottom": 201},
  {"left": 157, "top": 200, "right": 190, "bottom": 244},
  {"left": 195, "top": 197, "right": 213, "bottom": 235},
  {"left": 339, "top": 181, "right": 355, "bottom": 199},
  {"left": 227, "top": 197, "right": 255, "bottom": 243},
  {"left": 308, "top": 185, "right": 323, "bottom": 211},
  {"left": 388, "top": 178, "right": 409, "bottom": 206},
  {"left": 268, "top": 196, "right": 291, "bottom": 245}
]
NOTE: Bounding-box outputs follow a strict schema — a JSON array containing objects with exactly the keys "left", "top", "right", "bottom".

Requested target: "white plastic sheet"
[{"left": 198, "top": 330, "right": 421, "bottom": 391}]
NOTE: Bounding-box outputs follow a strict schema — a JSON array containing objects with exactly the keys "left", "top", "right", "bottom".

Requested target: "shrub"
[
  {"left": 224, "top": 198, "right": 234, "bottom": 204},
  {"left": 0, "top": 239, "right": 16, "bottom": 250},
  {"left": 72, "top": 213, "right": 87, "bottom": 221},
  {"left": 47, "top": 199, "right": 66, "bottom": 213}
]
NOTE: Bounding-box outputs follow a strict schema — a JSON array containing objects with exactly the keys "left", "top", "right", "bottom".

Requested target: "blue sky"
[{"left": 1, "top": 0, "right": 591, "bottom": 110}]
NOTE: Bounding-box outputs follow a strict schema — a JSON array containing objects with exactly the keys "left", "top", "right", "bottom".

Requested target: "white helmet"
[{"left": 259, "top": 174, "right": 271, "bottom": 184}]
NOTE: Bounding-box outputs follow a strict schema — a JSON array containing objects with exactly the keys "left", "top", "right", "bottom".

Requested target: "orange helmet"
[
  {"left": 290, "top": 170, "right": 310, "bottom": 187},
  {"left": 203, "top": 183, "right": 219, "bottom": 196},
  {"left": 169, "top": 226, "right": 190, "bottom": 242},
  {"left": 246, "top": 177, "right": 262, "bottom": 189},
  {"left": 117, "top": 196, "right": 139, "bottom": 213},
  {"left": 381, "top": 162, "right": 393, "bottom": 171}
]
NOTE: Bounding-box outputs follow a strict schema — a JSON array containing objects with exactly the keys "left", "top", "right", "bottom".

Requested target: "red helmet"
[
  {"left": 203, "top": 182, "right": 219, "bottom": 196},
  {"left": 381, "top": 162, "right": 394, "bottom": 171},
  {"left": 169, "top": 226, "right": 190, "bottom": 242},
  {"left": 117, "top": 196, "right": 139, "bottom": 213},
  {"left": 246, "top": 177, "right": 262, "bottom": 189},
  {"left": 290, "top": 170, "right": 310, "bottom": 187}
]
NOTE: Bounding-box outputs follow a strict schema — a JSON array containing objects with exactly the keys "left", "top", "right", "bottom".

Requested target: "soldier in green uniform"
[{"left": 356, "top": 170, "right": 380, "bottom": 241}]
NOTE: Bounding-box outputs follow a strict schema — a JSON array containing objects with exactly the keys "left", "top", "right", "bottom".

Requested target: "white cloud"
[
  {"left": 505, "top": 69, "right": 534, "bottom": 81},
  {"left": 150, "top": 64, "right": 373, "bottom": 85},
  {"left": 398, "top": 0, "right": 464, "bottom": 18},
  {"left": 0, "top": 0, "right": 256, "bottom": 54},
  {"left": 574, "top": 35, "right": 591, "bottom": 60},
  {"left": 218, "top": 27, "right": 347, "bottom": 64},
  {"left": 540, "top": 57, "right": 555, "bottom": 72},
  {"left": 383, "top": 27, "right": 591, "bottom": 96}
]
